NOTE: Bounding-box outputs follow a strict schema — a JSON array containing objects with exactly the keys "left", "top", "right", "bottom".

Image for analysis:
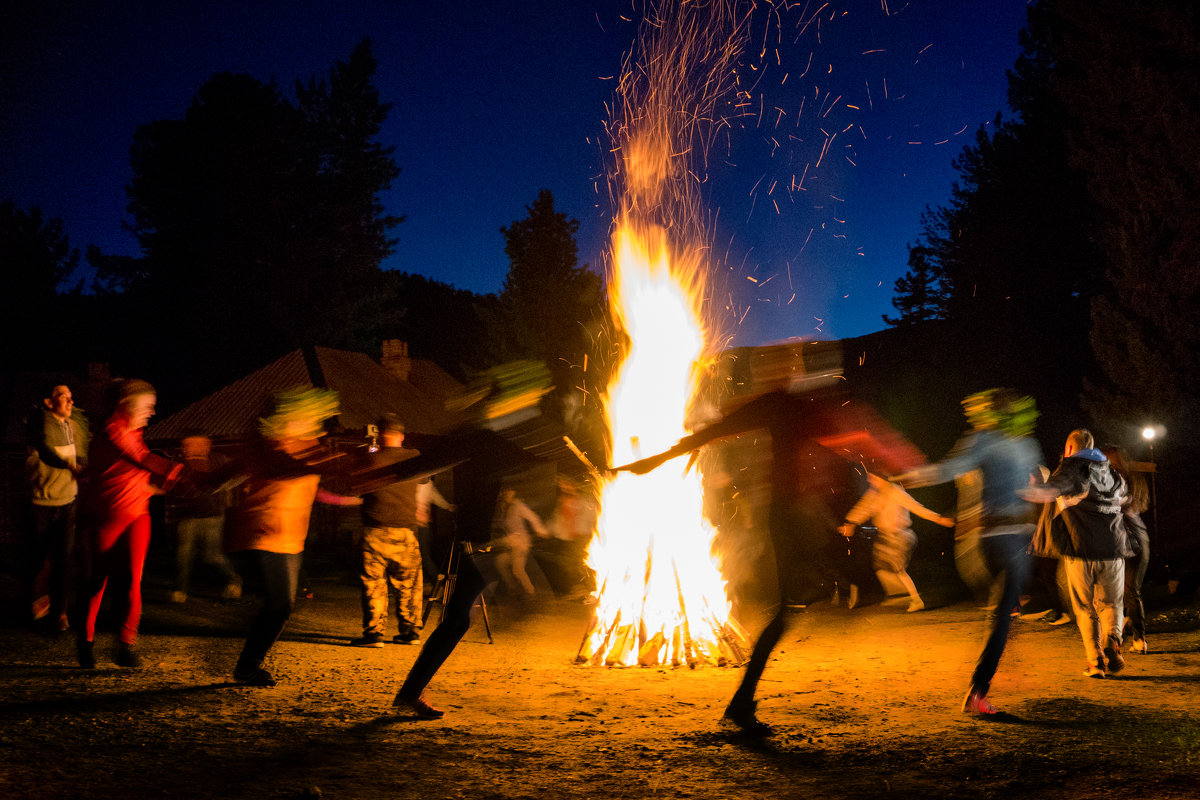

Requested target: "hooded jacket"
[{"left": 1031, "top": 448, "right": 1129, "bottom": 560}]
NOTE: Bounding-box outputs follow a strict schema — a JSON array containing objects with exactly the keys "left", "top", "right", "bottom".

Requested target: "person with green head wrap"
[
  {"left": 894, "top": 388, "right": 1046, "bottom": 717},
  {"left": 225, "top": 387, "right": 360, "bottom": 687}
]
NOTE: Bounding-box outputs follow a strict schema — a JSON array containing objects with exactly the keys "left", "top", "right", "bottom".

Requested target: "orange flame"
[{"left": 578, "top": 0, "right": 753, "bottom": 668}]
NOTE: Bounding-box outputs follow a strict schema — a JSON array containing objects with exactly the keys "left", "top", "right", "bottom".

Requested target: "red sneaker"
[{"left": 962, "top": 691, "right": 999, "bottom": 715}]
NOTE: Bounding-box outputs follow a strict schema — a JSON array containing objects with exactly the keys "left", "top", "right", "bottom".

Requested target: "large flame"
[
  {"left": 577, "top": 225, "right": 747, "bottom": 667},
  {"left": 578, "top": 0, "right": 756, "bottom": 668}
]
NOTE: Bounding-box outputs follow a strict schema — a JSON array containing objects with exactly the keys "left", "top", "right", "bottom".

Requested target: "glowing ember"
[{"left": 578, "top": 0, "right": 753, "bottom": 668}]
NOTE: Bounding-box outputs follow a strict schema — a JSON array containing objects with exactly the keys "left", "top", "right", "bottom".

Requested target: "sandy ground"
[{"left": 2, "top": 560, "right": 1200, "bottom": 800}]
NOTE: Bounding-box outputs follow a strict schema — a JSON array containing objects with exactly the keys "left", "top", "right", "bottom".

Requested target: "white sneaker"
[
  {"left": 847, "top": 585, "right": 859, "bottom": 610},
  {"left": 170, "top": 591, "right": 187, "bottom": 604}
]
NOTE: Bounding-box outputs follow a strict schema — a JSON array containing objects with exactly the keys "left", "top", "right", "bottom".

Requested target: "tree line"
[{"left": 2, "top": 39, "right": 608, "bottom": 442}]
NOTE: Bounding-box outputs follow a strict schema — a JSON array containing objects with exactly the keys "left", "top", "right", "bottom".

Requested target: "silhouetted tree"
[
  {"left": 104, "top": 39, "right": 401, "bottom": 397},
  {"left": 883, "top": 245, "right": 946, "bottom": 327},
  {"left": 498, "top": 190, "right": 606, "bottom": 400},
  {"left": 1044, "top": 0, "right": 1200, "bottom": 453},
  {"left": 0, "top": 202, "right": 78, "bottom": 369}
]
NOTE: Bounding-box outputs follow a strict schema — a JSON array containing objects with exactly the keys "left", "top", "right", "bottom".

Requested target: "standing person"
[
  {"left": 838, "top": 472, "right": 954, "bottom": 613},
  {"left": 24, "top": 383, "right": 88, "bottom": 633},
  {"left": 415, "top": 476, "right": 454, "bottom": 593},
  {"left": 1103, "top": 446, "right": 1151, "bottom": 654},
  {"left": 1022, "top": 430, "right": 1129, "bottom": 678},
  {"left": 77, "top": 379, "right": 180, "bottom": 669},
  {"left": 169, "top": 430, "right": 241, "bottom": 603},
  {"left": 349, "top": 415, "right": 424, "bottom": 648},
  {"left": 895, "top": 388, "right": 1044, "bottom": 716},
  {"left": 494, "top": 487, "right": 548, "bottom": 597},
  {"left": 616, "top": 379, "right": 924, "bottom": 736},
  {"left": 225, "top": 388, "right": 357, "bottom": 686}
]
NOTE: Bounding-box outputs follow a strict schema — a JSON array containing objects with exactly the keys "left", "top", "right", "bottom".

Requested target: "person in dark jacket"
[
  {"left": 1023, "top": 429, "right": 1129, "bottom": 678},
  {"left": 349, "top": 415, "right": 424, "bottom": 648}
]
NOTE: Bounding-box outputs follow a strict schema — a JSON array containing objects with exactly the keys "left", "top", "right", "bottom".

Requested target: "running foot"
[
  {"left": 723, "top": 699, "right": 774, "bottom": 736},
  {"left": 393, "top": 693, "right": 445, "bottom": 719},
  {"left": 234, "top": 666, "right": 277, "bottom": 687},
  {"left": 961, "top": 690, "right": 999, "bottom": 715},
  {"left": 1084, "top": 660, "right": 1106, "bottom": 678}
]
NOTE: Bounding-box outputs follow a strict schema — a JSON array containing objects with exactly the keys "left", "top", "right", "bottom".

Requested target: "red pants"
[{"left": 80, "top": 511, "right": 151, "bottom": 645}]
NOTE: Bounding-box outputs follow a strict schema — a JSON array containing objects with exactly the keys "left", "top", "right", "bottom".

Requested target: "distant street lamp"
[{"left": 1141, "top": 425, "right": 1162, "bottom": 577}]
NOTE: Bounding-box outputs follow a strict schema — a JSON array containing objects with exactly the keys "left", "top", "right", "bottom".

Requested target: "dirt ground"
[{"left": 2, "top": 555, "right": 1200, "bottom": 800}]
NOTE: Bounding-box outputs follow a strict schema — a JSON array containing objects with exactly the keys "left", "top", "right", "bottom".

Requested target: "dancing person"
[
  {"left": 169, "top": 430, "right": 241, "bottom": 603},
  {"left": 77, "top": 379, "right": 181, "bottom": 668},
  {"left": 225, "top": 388, "right": 358, "bottom": 686},
  {"left": 351, "top": 361, "right": 551, "bottom": 719},
  {"left": 1022, "top": 430, "right": 1129, "bottom": 678},
  {"left": 894, "top": 388, "right": 1043, "bottom": 716},
  {"left": 350, "top": 415, "right": 425, "bottom": 648},
  {"left": 838, "top": 472, "right": 954, "bottom": 613},
  {"left": 1103, "top": 446, "right": 1151, "bottom": 654},
  {"left": 24, "top": 383, "right": 88, "bottom": 633},
  {"left": 494, "top": 487, "right": 548, "bottom": 597},
  {"left": 615, "top": 363, "right": 924, "bottom": 736}
]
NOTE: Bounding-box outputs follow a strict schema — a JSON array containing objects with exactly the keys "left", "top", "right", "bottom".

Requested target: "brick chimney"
[{"left": 381, "top": 339, "right": 412, "bottom": 382}]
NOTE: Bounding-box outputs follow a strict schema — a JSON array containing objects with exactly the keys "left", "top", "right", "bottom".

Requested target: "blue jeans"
[{"left": 971, "top": 528, "right": 1032, "bottom": 695}]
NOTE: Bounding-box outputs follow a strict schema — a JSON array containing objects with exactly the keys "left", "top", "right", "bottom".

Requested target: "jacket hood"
[{"left": 1073, "top": 447, "right": 1107, "bottom": 463}]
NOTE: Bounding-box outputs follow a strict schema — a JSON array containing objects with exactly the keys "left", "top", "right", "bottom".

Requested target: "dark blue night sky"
[{"left": 0, "top": 0, "right": 1029, "bottom": 343}]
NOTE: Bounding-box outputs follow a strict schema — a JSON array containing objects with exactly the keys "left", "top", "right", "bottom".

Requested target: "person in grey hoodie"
[{"left": 1022, "top": 429, "right": 1129, "bottom": 678}]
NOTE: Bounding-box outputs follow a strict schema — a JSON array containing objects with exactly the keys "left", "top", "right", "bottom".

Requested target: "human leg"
[
  {"left": 391, "top": 528, "right": 423, "bottom": 637},
  {"left": 967, "top": 530, "right": 1031, "bottom": 701},
  {"left": 196, "top": 516, "right": 240, "bottom": 591},
  {"left": 1094, "top": 558, "right": 1125, "bottom": 673},
  {"left": 175, "top": 518, "right": 199, "bottom": 596},
  {"left": 359, "top": 529, "right": 391, "bottom": 638},
  {"left": 509, "top": 540, "right": 536, "bottom": 595},
  {"left": 236, "top": 551, "right": 302, "bottom": 678},
  {"left": 396, "top": 551, "right": 488, "bottom": 707},
  {"left": 1063, "top": 557, "right": 1103, "bottom": 667},
  {"left": 117, "top": 513, "right": 152, "bottom": 647},
  {"left": 1125, "top": 543, "right": 1149, "bottom": 649}
]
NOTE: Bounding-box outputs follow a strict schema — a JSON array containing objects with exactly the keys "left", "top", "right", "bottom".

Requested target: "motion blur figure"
[
  {"left": 1103, "top": 446, "right": 1151, "bottom": 654},
  {"left": 895, "top": 389, "right": 1043, "bottom": 716},
  {"left": 494, "top": 487, "right": 548, "bottom": 597},
  {"left": 78, "top": 379, "right": 180, "bottom": 669},
  {"left": 839, "top": 473, "right": 954, "bottom": 613},
  {"left": 616, "top": 347, "right": 924, "bottom": 736},
  {"left": 168, "top": 430, "right": 241, "bottom": 603},
  {"left": 225, "top": 388, "right": 358, "bottom": 687}
]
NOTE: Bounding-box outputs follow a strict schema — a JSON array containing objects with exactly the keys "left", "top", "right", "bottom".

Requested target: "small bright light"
[{"left": 1142, "top": 427, "right": 1156, "bottom": 441}]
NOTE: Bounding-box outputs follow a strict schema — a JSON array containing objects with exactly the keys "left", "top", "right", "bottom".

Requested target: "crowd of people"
[{"left": 17, "top": 375, "right": 1153, "bottom": 736}]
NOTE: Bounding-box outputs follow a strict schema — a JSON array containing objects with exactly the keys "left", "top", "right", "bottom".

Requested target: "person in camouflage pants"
[{"left": 351, "top": 416, "right": 424, "bottom": 648}]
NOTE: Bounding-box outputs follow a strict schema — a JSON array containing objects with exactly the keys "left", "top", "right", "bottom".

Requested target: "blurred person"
[
  {"left": 351, "top": 361, "right": 551, "bottom": 719},
  {"left": 24, "top": 383, "right": 88, "bottom": 632},
  {"left": 1023, "top": 430, "right": 1129, "bottom": 678},
  {"left": 493, "top": 487, "right": 548, "bottom": 597},
  {"left": 895, "top": 388, "right": 1044, "bottom": 716},
  {"left": 615, "top": 354, "right": 924, "bottom": 736},
  {"left": 1103, "top": 446, "right": 1151, "bottom": 654},
  {"left": 225, "top": 388, "right": 359, "bottom": 686},
  {"left": 77, "top": 379, "right": 181, "bottom": 669},
  {"left": 416, "top": 476, "right": 454, "bottom": 593},
  {"left": 350, "top": 415, "right": 424, "bottom": 648},
  {"left": 168, "top": 430, "right": 241, "bottom": 603},
  {"left": 838, "top": 472, "right": 954, "bottom": 613}
]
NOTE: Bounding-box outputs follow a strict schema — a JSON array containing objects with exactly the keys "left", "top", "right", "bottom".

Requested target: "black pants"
[
  {"left": 232, "top": 551, "right": 303, "bottom": 672},
  {"left": 25, "top": 502, "right": 78, "bottom": 622},
  {"left": 399, "top": 550, "right": 493, "bottom": 699}
]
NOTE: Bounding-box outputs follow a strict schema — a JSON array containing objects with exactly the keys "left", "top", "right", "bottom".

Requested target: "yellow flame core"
[{"left": 578, "top": 226, "right": 746, "bottom": 668}]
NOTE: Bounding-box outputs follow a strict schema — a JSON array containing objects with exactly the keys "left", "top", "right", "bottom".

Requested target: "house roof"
[{"left": 145, "top": 346, "right": 462, "bottom": 443}]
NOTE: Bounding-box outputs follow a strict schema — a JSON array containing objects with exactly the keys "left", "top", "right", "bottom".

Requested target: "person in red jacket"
[{"left": 77, "top": 379, "right": 180, "bottom": 669}]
